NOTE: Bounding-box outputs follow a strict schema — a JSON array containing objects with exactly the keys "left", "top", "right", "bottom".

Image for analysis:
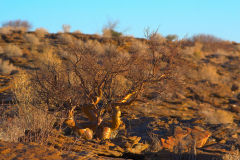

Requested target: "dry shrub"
[
  {"left": 57, "top": 33, "right": 74, "bottom": 44},
  {"left": 0, "top": 116, "right": 25, "bottom": 142},
  {"left": 33, "top": 38, "right": 179, "bottom": 114},
  {"left": 75, "top": 39, "right": 105, "bottom": 56},
  {"left": 10, "top": 37, "right": 182, "bottom": 141},
  {"left": 111, "top": 75, "right": 132, "bottom": 97},
  {"left": 166, "top": 34, "right": 178, "bottom": 41},
  {"left": 0, "top": 71, "right": 56, "bottom": 143},
  {"left": 102, "top": 28, "right": 113, "bottom": 38},
  {"left": 39, "top": 48, "right": 62, "bottom": 65},
  {"left": 149, "top": 33, "right": 166, "bottom": 43},
  {"left": 3, "top": 44, "right": 23, "bottom": 57},
  {"left": 144, "top": 27, "right": 166, "bottom": 43},
  {"left": 190, "top": 34, "right": 223, "bottom": 43},
  {"left": 0, "top": 26, "right": 29, "bottom": 34},
  {"left": 24, "top": 33, "right": 40, "bottom": 45},
  {"left": 102, "top": 21, "right": 122, "bottom": 38},
  {"left": 0, "top": 26, "right": 27, "bottom": 33},
  {"left": 0, "top": 59, "right": 18, "bottom": 74},
  {"left": 11, "top": 71, "right": 55, "bottom": 143},
  {"left": 35, "top": 27, "right": 48, "bottom": 38},
  {"left": 128, "top": 40, "right": 149, "bottom": 56},
  {"left": 199, "top": 105, "right": 234, "bottom": 124}
]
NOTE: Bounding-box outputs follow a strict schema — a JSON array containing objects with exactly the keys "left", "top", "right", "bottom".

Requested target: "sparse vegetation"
[
  {"left": 0, "top": 25, "right": 239, "bottom": 160},
  {"left": 24, "top": 36, "right": 179, "bottom": 140}
]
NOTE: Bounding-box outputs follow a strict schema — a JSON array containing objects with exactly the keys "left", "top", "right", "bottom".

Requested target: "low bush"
[
  {"left": 57, "top": 33, "right": 74, "bottom": 44},
  {"left": 0, "top": 71, "right": 57, "bottom": 143},
  {"left": 4, "top": 44, "right": 23, "bottom": 57},
  {"left": 166, "top": 34, "right": 178, "bottom": 41},
  {"left": 24, "top": 34, "right": 40, "bottom": 45},
  {"left": 190, "top": 34, "right": 223, "bottom": 43},
  {"left": 35, "top": 28, "right": 48, "bottom": 38},
  {"left": 0, "top": 59, "right": 18, "bottom": 74}
]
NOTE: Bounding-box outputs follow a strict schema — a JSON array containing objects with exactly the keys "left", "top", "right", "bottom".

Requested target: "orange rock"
[
  {"left": 160, "top": 126, "right": 211, "bottom": 151},
  {"left": 161, "top": 136, "right": 176, "bottom": 151},
  {"left": 191, "top": 126, "right": 211, "bottom": 148}
]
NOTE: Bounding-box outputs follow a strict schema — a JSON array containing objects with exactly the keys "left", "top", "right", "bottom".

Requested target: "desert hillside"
[{"left": 0, "top": 29, "right": 240, "bottom": 160}]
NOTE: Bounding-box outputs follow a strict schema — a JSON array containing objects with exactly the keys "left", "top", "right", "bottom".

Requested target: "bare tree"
[{"left": 26, "top": 38, "right": 181, "bottom": 140}]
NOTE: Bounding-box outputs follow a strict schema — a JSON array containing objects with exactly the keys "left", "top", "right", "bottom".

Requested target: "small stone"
[
  {"left": 126, "top": 143, "right": 149, "bottom": 154},
  {"left": 219, "top": 139, "right": 226, "bottom": 144}
]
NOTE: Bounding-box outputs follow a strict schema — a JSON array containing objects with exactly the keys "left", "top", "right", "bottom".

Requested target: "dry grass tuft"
[{"left": 199, "top": 105, "right": 234, "bottom": 124}]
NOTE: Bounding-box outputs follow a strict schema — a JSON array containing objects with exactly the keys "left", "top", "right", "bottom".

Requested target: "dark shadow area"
[{"left": 99, "top": 150, "right": 223, "bottom": 160}]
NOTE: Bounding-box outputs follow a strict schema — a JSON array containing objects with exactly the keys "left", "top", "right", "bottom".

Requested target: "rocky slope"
[{"left": 0, "top": 31, "right": 240, "bottom": 159}]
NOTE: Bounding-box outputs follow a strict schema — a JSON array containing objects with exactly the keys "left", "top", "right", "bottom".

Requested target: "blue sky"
[{"left": 0, "top": 0, "right": 239, "bottom": 42}]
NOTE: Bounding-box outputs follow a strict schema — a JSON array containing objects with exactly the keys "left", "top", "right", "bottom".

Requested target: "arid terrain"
[{"left": 0, "top": 28, "right": 240, "bottom": 160}]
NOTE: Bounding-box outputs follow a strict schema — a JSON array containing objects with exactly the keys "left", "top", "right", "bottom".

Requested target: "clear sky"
[{"left": 0, "top": 0, "right": 239, "bottom": 42}]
